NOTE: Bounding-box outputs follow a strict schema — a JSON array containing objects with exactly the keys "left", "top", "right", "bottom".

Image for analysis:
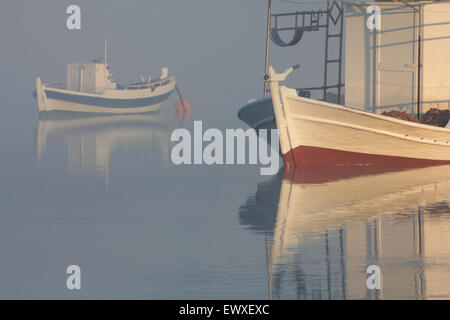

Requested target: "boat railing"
[
  {"left": 125, "top": 76, "right": 175, "bottom": 90},
  {"left": 46, "top": 82, "right": 67, "bottom": 89},
  {"left": 44, "top": 77, "right": 175, "bottom": 91}
]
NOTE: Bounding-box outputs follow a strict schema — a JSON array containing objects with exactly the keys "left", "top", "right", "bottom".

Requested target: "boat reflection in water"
[
  {"left": 240, "top": 164, "right": 450, "bottom": 299},
  {"left": 36, "top": 112, "right": 171, "bottom": 188}
]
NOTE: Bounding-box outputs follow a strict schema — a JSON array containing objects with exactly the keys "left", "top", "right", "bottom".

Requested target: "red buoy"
[
  {"left": 175, "top": 99, "right": 192, "bottom": 114},
  {"left": 175, "top": 99, "right": 192, "bottom": 124}
]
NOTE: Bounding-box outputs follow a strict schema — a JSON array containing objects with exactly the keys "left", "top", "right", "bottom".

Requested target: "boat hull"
[
  {"left": 36, "top": 77, "right": 175, "bottom": 114},
  {"left": 270, "top": 82, "right": 450, "bottom": 169},
  {"left": 283, "top": 145, "right": 450, "bottom": 169}
]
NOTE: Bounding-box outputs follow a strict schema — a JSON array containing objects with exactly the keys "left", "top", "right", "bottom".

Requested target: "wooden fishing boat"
[
  {"left": 35, "top": 39, "right": 176, "bottom": 114},
  {"left": 269, "top": 66, "right": 450, "bottom": 169},
  {"left": 240, "top": 0, "right": 450, "bottom": 168}
]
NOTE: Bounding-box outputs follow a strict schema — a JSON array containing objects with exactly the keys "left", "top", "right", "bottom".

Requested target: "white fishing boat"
[
  {"left": 269, "top": 65, "right": 450, "bottom": 169},
  {"left": 240, "top": 1, "right": 450, "bottom": 168},
  {"left": 35, "top": 39, "right": 176, "bottom": 114}
]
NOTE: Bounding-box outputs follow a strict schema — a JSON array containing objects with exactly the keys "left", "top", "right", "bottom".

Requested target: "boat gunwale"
[
  {"left": 281, "top": 85, "right": 450, "bottom": 134},
  {"left": 43, "top": 76, "right": 176, "bottom": 98},
  {"left": 124, "top": 76, "right": 176, "bottom": 90}
]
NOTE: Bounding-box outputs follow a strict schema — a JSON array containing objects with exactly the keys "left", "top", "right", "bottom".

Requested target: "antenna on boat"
[
  {"left": 104, "top": 38, "right": 108, "bottom": 66},
  {"left": 264, "top": 0, "right": 272, "bottom": 97}
]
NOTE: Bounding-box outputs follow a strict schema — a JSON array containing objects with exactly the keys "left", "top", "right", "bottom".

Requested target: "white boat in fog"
[{"left": 35, "top": 39, "right": 176, "bottom": 114}]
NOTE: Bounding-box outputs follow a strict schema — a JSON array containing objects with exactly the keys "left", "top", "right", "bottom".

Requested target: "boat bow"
[{"left": 268, "top": 66, "right": 450, "bottom": 169}]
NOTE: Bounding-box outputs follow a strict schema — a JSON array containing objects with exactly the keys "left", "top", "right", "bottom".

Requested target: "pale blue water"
[{"left": 1, "top": 0, "right": 450, "bottom": 299}]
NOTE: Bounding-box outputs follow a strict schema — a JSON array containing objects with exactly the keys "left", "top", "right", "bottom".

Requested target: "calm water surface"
[{"left": 1, "top": 98, "right": 450, "bottom": 299}]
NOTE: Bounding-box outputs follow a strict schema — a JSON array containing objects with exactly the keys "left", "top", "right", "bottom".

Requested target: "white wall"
[
  {"left": 345, "top": 2, "right": 419, "bottom": 114},
  {"left": 422, "top": 2, "right": 450, "bottom": 112}
]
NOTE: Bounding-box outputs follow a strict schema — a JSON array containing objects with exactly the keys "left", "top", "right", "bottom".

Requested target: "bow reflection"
[{"left": 240, "top": 164, "right": 450, "bottom": 299}]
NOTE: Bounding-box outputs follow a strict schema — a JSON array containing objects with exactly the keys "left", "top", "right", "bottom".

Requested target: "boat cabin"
[{"left": 66, "top": 62, "right": 117, "bottom": 94}]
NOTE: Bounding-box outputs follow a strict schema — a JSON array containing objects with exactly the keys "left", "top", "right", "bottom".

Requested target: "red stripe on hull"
[
  {"left": 282, "top": 163, "right": 448, "bottom": 184},
  {"left": 282, "top": 145, "right": 450, "bottom": 169}
]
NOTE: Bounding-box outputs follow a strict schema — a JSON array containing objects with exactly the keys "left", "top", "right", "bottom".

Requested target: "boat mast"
[
  {"left": 104, "top": 38, "right": 108, "bottom": 65},
  {"left": 264, "top": 0, "right": 272, "bottom": 97},
  {"left": 400, "top": 1, "right": 421, "bottom": 119}
]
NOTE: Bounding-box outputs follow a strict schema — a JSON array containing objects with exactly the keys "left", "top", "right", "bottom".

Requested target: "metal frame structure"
[
  {"left": 400, "top": 0, "right": 422, "bottom": 119},
  {"left": 263, "top": 0, "right": 345, "bottom": 104}
]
